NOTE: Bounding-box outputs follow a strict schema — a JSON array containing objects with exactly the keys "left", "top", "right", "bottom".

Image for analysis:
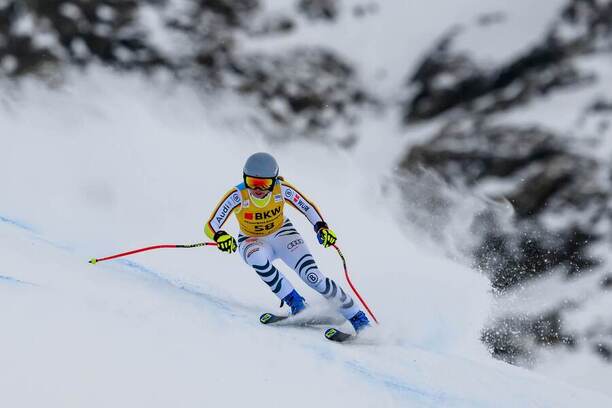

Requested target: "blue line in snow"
[
  {"left": 98, "top": 253, "right": 483, "bottom": 407},
  {"left": 344, "top": 360, "right": 478, "bottom": 408},
  {"left": 113, "top": 260, "right": 473, "bottom": 407},
  {"left": 0, "top": 214, "right": 36, "bottom": 232},
  {"left": 32, "top": 235, "right": 74, "bottom": 251},
  {"left": 0, "top": 212, "right": 481, "bottom": 407},
  {"left": 118, "top": 259, "right": 236, "bottom": 315},
  {"left": 0, "top": 213, "right": 73, "bottom": 251},
  {"left": 0, "top": 275, "right": 35, "bottom": 286},
  {"left": 345, "top": 360, "right": 441, "bottom": 403}
]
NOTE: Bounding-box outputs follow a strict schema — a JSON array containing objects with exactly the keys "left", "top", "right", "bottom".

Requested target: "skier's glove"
[
  {"left": 315, "top": 221, "right": 337, "bottom": 248},
  {"left": 214, "top": 230, "right": 237, "bottom": 254}
]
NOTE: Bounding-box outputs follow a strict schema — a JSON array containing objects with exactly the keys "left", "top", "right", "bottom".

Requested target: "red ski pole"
[
  {"left": 332, "top": 244, "right": 379, "bottom": 324},
  {"left": 89, "top": 242, "right": 217, "bottom": 264}
]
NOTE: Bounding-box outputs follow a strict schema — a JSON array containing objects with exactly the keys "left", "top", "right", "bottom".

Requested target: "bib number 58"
[{"left": 254, "top": 222, "right": 275, "bottom": 232}]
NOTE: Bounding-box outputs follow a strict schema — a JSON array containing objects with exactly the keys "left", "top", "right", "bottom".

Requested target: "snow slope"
[{"left": 0, "top": 71, "right": 610, "bottom": 407}]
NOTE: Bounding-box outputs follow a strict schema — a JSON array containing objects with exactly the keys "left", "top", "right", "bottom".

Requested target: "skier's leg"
[
  {"left": 271, "top": 223, "right": 361, "bottom": 320},
  {"left": 238, "top": 234, "right": 295, "bottom": 301}
]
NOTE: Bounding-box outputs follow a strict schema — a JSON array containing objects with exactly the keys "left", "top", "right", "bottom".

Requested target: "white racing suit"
[{"left": 205, "top": 178, "right": 360, "bottom": 319}]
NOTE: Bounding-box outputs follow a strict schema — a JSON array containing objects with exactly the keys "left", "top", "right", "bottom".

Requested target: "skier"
[{"left": 204, "top": 152, "right": 370, "bottom": 335}]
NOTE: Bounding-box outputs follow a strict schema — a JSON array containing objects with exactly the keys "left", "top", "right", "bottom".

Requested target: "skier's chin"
[{"left": 250, "top": 189, "right": 270, "bottom": 199}]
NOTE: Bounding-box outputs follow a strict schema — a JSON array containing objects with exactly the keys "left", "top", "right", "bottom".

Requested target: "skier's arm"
[
  {"left": 204, "top": 188, "right": 241, "bottom": 240},
  {"left": 281, "top": 179, "right": 330, "bottom": 226},
  {"left": 280, "top": 180, "right": 337, "bottom": 247}
]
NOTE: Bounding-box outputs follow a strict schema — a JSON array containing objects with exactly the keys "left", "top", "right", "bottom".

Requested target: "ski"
[
  {"left": 259, "top": 312, "right": 290, "bottom": 325},
  {"left": 260, "top": 312, "right": 344, "bottom": 327},
  {"left": 324, "top": 327, "right": 354, "bottom": 343},
  {"left": 261, "top": 314, "right": 357, "bottom": 343}
]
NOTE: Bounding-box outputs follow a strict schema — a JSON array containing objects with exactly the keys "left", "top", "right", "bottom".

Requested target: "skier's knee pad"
[{"left": 243, "top": 243, "right": 270, "bottom": 266}]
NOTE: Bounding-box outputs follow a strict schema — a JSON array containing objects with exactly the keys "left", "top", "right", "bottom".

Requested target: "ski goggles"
[{"left": 244, "top": 175, "right": 276, "bottom": 190}]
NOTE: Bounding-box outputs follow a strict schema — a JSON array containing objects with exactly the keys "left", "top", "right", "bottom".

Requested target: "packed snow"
[{"left": 1, "top": 70, "right": 610, "bottom": 407}]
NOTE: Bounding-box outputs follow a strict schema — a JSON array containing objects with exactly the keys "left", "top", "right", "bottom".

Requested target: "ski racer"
[{"left": 204, "top": 152, "right": 370, "bottom": 334}]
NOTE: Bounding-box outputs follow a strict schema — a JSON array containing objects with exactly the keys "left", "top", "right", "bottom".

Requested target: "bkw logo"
[{"left": 245, "top": 206, "right": 281, "bottom": 221}]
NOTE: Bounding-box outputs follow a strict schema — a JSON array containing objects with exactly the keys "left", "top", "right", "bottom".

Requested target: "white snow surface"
[{"left": 1, "top": 71, "right": 610, "bottom": 407}]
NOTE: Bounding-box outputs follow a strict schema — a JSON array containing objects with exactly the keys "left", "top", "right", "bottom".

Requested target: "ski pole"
[
  {"left": 89, "top": 242, "right": 217, "bottom": 264},
  {"left": 332, "top": 244, "right": 379, "bottom": 324}
]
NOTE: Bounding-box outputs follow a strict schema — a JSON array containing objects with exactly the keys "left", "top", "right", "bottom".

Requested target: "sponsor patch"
[
  {"left": 232, "top": 193, "right": 241, "bottom": 204},
  {"left": 256, "top": 206, "right": 281, "bottom": 220},
  {"left": 245, "top": 206, "right": 282, "bottom": 222},
  {"left": 274, "top": 194, "right": 282, "bottom": 203},
  {"left": 284, "top": 189, "right": 293, "bottom": 199},
  {"left": 246, "top": 247, "right": 260, "bottom": 258},
  {"left": 215, "top": 201, "right": 233, "bottom": 223},
  {"left": 297, "top": 200, "right": 310, "bottom": 212},
  {"left": 293, "top": 194, "right": 301, "bottom": 203},
  {"left": 306, "top": 271, "right": 319, "bottom": 285},
  {"left": 242, "top": 200, "right": 250, "bottom": 208},
  {"left": 287, "top": 238, "right": 304, "bottom": 250}
]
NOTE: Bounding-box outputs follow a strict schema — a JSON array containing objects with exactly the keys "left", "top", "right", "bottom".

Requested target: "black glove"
[
  {"left": 314, "top": 221, "right": 337, "bottom": 248},
  {"left": 214, "top": 230, "right": 237, "bottom": 254}
]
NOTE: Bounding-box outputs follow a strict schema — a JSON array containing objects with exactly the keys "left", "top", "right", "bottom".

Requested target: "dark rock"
[
  {"left": 0, "top": 0, "right": 267, "bottom": 78},
  {"left": 505, "top": 156, "right": 575, "bottom": 218},
  {"left": 249, "top": 15, "right": 295, "bottom": 35},
  {"left": 482, "top": 311, "right": 576, "bottom": 364},
  {"left": 0, "top": 1, "right": 57, "bottom": 76},
  {"left": 531, "top": 311, "right": 576, "bottom": 347},
  {"left": 0, "top": 0, "right": 167, "bottom": 75},
  {"left": 403, "top": 37, "right": 591, "bottom": 122},
  {"left": 594, "top": 343, "right": 612, "bottom": 361},
  {"left": 401, "top": 0, "right": 611, "bottom": 124},
  {"left": 481, "top": 318, "right": 532, "bottom": 365},
  {"left": 298, "top": 0, "right": 339, "bottom": 21},
  {"left": 198, "top": 0, "right": 259, "bottom": 27},
  {"left": 353, "top": 3, "right": 378, "bottom": 18},
  {"left": 475, "top": 226, "right": 598, "bottom": 290},
  {"left": 601, "top": 275, "right": 612, "bottom": 289},
  {"left": 398, "top": 0, "right": 612, "bottom": 361},
  {"left": 557, "top": 0, "right": 612, "bottom": 45},
  {"left": 400, "top": 123, "right": 562, "bottom": 186},
  {"left": 589, "top": 99, "right": 612, "bottom": 113},
  {"left": 232, "top": 47, "right": 374, "bottom": 136},
  {"left": 400, "top": 120, "right": 605, "bottom": 289},
  {"left": 477, "top": 12, "right": 506, "bottom": 26}
]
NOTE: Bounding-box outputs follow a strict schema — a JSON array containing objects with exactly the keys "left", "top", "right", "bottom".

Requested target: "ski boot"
[
  {"left": 324, "top": 311, "right": 370, "bottom": 342},
  {"left": 259, "top": 290, "right": 306, "bottom": 325},
  {"left": 282, "top": 289, "right": 306, "bottom": 315},
  {"left": 349, "top": 310, "right": 370, "bottom": 333}
]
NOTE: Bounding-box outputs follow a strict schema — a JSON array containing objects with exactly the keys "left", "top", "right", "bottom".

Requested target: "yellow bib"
[{"left": 235, "top": 183, "right": 285, "bottom": 236}]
